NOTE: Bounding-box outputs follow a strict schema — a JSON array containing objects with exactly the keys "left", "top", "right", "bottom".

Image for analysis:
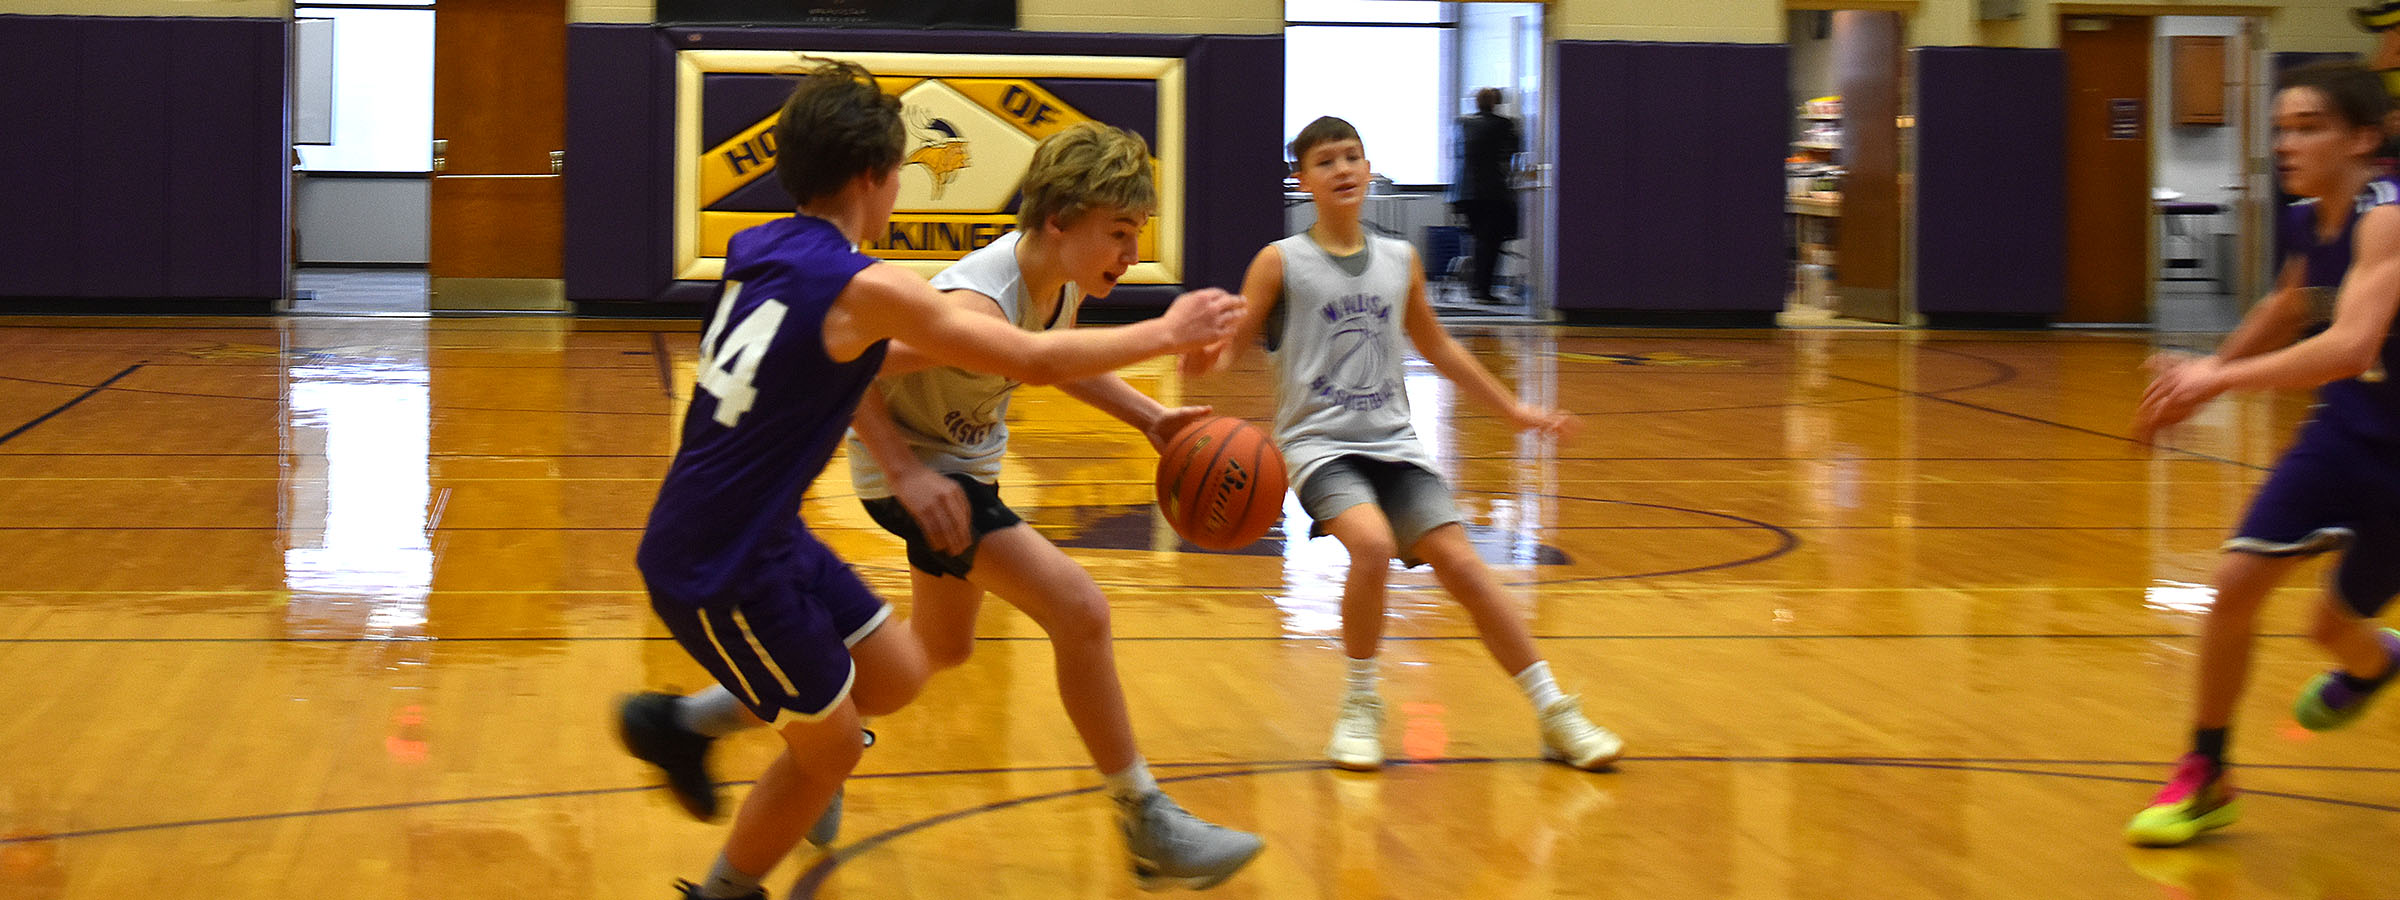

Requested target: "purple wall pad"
[
  {"left": 0, "top": 15, "right": 283, "bottom": 306},
  {"left": 1553, "top": 41, "right": 1786, "bottom": 315},
  {"left": 1914, "top": 47, "right": 2064, "bottom": 319},
  {"left": 566, "top": 24, "right": 677, "bottom": 304},
  {"left": 565, "top": 25, "right": 1282, "bottom": 312}
]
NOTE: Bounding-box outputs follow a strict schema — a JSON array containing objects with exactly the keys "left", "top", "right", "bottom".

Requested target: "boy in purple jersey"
[
  {"left": 619, "top": 60, "right": 1242, "bottom": 900},
  {"left": 2127, "top": 61, "right": 2400, "bottom": 847}
]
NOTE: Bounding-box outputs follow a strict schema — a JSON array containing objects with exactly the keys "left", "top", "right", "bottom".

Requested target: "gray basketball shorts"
[{"left": 1296, "top": 454, "right": 1464, "bottom": 565}]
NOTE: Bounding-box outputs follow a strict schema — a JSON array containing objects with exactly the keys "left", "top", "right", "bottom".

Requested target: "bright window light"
[
  {"left": 1285, "top": 24, "right": 1454, "bottom": 184},
  {"left": 1286, "top": 0, "right": 1451, "bottom": 24},
  {"left": 294, "top": 6, "right": 433, "bottom": 173}
]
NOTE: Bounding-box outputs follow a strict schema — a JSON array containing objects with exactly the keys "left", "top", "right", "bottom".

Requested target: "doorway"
[
  {"left": 1781, "top": 7, "right": 1911, "bottom": 325},
  {"left": 2150, "top": 15, "right": 2259, "bottom": 334},
  {"left": 289, "top": 0, "right": 565, "bottom": 314},
  {"left": 1281, "top": 0, "right": 1545, "bottom": 321},
  {"left": 290, "top": 2, "right": 434, "bottom": 314},
  {"left": 1453, "top": 2, "right": 1546, "bottom": 320}
]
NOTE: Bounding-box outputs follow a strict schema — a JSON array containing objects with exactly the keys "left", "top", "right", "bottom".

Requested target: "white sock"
[
  {"left": 1514, "top": 660, "right": 1566, "bottom": 712},
  {"left": 1345, "top": 655, "right": 1379, "bottom": 696},
  {"left": 677, "top": 685, "right": 754, "bottom": 738},
  {"left": 1103, "top": 756, "right": 1158, "bottom": 803}
]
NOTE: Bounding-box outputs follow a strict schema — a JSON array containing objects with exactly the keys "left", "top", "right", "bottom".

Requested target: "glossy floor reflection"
[{"left": 0, "top": 317, "right": 2394, "bottom": 899}]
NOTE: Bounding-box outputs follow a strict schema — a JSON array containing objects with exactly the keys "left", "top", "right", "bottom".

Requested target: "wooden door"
[
  {"left": 2060, "top": 15, "right": 2152, "bottom": 324},
  {"left": 429, "top": 0, "right": 566, "bottom": 311},
  {"left": 1832, "top": 10, "right": 1906, "bottom": 323}
]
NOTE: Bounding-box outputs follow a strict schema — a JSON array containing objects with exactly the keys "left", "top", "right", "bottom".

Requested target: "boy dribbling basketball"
[
  {"left": 619, "top": 62, "right": 1243, "bottom": 900},
  {"left": 1190, "top": 115, "right": 1623, "bottom": 772}
]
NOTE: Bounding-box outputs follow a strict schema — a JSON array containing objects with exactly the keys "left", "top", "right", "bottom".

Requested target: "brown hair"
[
  {"left": 1017, "top": 122, "right": 1155, "bottom": 231},
  {"left": 771, "top": 58, "right": 906, "bottom": 205},
  {"left": 2279, "top": 60, "right": 2391, "bottom": 131},
  {"left": 1287, "top": 115, "right": 1361, "bottom": 173}
]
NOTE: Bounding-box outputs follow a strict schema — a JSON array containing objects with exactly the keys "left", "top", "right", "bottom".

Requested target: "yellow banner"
[{"left": 699, "top": 211, "right": 1157, "bottom": 263}]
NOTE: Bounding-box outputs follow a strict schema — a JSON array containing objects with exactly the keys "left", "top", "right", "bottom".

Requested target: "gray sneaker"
[{"left": 1117, "top": 791, "right": 1263, "bottom": 891}]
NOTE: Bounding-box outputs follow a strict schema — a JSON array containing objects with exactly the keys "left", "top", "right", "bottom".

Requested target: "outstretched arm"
[
  {"left": 1399, "top": 251, "right": 1577, "bottom": 440},
  {"left": 1056, "top": 373, "right": 1214, "bottom": 452},
  {"left": 2138, "top": 205, "right": 2400, "bottom": 440},
  {"left": 826, "top": 263, "right": 1242, "bottom": 385}
]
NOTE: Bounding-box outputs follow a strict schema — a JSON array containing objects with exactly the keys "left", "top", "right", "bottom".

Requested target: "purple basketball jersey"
[
  {"left": 637, "top": 215, "right": 888, "bottom": 605},
  {"left": 2277, "top": 176, "right": 2400, "bottom": 443}
]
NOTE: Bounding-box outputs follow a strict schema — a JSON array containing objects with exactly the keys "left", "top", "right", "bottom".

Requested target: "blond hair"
[{"left": 1016, "top": 122, "right": 1155, "bottom": 232}]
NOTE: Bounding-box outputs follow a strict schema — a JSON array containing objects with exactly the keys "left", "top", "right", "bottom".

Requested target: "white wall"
[{"left": 296, "top": 177, "right": 429, "bottom": 265}]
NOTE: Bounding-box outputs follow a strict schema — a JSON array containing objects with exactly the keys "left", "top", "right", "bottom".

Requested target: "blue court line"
[{"left": 0, "top": 363, "right": 144, "bottom": 448}]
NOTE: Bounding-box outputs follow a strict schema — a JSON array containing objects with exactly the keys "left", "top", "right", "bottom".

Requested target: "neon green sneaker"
[
  {"left": 2292, "top": 628, "right": 2400, "bottom": 731},
  {"left": 2125, "top": 754, "right": 2239, "bottom": 847}
]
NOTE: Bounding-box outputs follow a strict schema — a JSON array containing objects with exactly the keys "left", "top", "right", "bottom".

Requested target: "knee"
[
  {"left": 1346, "top": 535, "right": 1398, "bottom": 569},
  {"left": 1036, "top": 590, "right": 1112, "bottom": 646},
  {"left": 852, "top": 667, "right": 924, "bottom": 719},
  {"left": 922, "top": 634, "right": 976, "bottom": 672}
]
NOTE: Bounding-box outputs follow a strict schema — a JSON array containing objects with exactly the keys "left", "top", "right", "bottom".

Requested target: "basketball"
[{"left": 1155, "top": 416, "right": 1287, "bottom": 551}]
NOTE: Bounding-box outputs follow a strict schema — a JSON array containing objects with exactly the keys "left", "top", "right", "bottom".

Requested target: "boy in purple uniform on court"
[
  {"left": 621, "top": 59, "right": 1241, "bottom": 899},
  {"left": 2127, "top": 61, "right": 2400, "bottom": 847}
]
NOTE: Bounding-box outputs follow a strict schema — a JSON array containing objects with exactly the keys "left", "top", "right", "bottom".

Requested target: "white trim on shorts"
[
  {"left": 843, "top": 602, "right": 895, "bottom": 647},
  {"left": 2223, "top": 526, "right": 2354, "bottom": 557}
]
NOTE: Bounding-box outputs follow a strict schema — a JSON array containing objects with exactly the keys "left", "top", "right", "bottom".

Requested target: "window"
[
  {"left": 1284, "top": 1, "right": 1457, "bottom": 186},
  {"left": 294, "top": 3, "right": 435, "bottom": 173}
]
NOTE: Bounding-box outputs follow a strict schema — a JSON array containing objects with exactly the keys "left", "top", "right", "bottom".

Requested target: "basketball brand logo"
[{"left": 1202, "top": 458, "right": 1250, "bottom": 533}]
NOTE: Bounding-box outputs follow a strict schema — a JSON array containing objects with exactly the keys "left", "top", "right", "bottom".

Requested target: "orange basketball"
[{"left": 1155, "top": 416, "right": 1287, "bottom": 551}]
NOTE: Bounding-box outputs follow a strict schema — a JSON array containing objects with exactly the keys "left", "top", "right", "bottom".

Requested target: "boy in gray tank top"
[
  {"left": 845, "top": 122, "right": 1261, "bottom": 889},
  {"left": 1194, "top": 116, "right": 1624, "bottom": 773}
]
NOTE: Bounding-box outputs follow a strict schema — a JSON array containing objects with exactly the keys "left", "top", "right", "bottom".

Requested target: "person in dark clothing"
[{"left": 1454, "top": 87, "right": 1522, "bottom": 304}]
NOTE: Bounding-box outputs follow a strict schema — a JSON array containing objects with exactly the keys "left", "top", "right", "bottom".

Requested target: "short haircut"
[
  {"left": 1017, "top": 122, "right": 1155, "bottom": 231},
  {"left": 1287, "top": 116, "right": 1361, "bottom": 173},
  {"left": 772, "top": 58, "right": 906, "bottom": 205},
  {"left": 1475, "top": 87, "right": 1503, "bottom": 113},
  {"left": 2279, "top": 60, "right": 2391, "bottom": 131}
]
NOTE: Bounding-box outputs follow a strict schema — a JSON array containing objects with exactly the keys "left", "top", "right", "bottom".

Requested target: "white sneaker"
[
  {"left": 1325, "top": 691, "right": 1385, "bottom": 770},
  {"left": 1537, "top": 696, "right": 1623, "bottom": 770}
]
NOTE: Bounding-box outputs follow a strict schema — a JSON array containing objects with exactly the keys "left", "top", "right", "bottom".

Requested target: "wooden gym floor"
[{"left": 1, "top": 316, "right": 2395, "bottom": 899}]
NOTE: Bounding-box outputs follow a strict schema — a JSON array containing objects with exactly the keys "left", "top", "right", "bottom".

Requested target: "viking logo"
[{"left": 905, "top": 113, "right": 973, "bottom": 199}]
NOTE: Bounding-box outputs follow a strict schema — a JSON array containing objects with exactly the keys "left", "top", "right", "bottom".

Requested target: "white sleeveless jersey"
[
  {"left": 1268, "top": 231, "right": 1439, "bottom": 491},
  {"left": 844, "top": 230, "right": 1080, "bottom": 498}
]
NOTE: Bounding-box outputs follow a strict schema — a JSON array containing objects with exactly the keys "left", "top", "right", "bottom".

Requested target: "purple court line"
[
  {"left": 5, "top": 755, "right": 2395, "bottom": 852},
  {"left": 0, "top": 363, "right": 144, "bottom": 447},
  {"left": 0, "top": 632, "right": 2335, "bottom": 645},
  {"left": 786, "top": 755, "right": 2400, "bottom": 897}
]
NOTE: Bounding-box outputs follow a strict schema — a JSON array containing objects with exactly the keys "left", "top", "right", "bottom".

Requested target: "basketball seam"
[
  {"left": 1191, "top": 419, "right": 1238, "bottom": 546},
  {"left": 1157, "top": 418, "right": 1214, "bottom": 525}
]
